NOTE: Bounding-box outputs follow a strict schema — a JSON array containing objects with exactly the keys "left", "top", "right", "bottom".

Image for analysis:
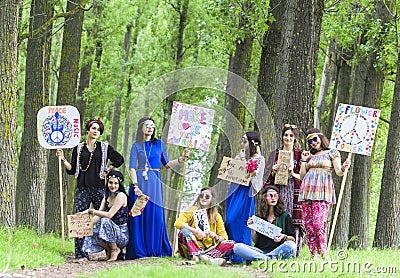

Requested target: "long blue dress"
[
  {"left": 225, "top": 155, "right": 265, "bottom": 263},
  {"left": 126, "top": 139, "right": 172, "bottom": 259}
]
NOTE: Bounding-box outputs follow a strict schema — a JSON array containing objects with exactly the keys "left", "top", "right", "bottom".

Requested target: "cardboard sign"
[
  {"left": 167, "top": 102, "right": 215, "bottom": 151},
  {"left": 329, "top": 103, "right": 381, "bottom": 156},
  {"left": 67, "top": 214, "right": 93, "bottom": 238},
  {"left": 274, "top": 150, "right": 291, "bottom": 186},
  {"left": 217, "top": 156, "right": 251, "bottom": 186},
  {"left": 129, "top": 194, "right": 149, "bottom": 217},
  {"left": 247, "top": 215, "right": 282, "bottom": 239},
  {"left": 37, "top": 106, "right": 81, "bottom": 149},
  {"left": 193, "top": 208, "right": 210, "bottom": 233}
]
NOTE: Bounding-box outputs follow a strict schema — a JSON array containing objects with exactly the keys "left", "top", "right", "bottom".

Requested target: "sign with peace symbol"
[
  {"left": 329, "top": 103, "right": 380, "bottom": 156},
  {"left": 37, "top": 106, "right": 81, "bottom": 149}
]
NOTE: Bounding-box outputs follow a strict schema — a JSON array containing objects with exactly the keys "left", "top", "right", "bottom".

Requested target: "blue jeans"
[{"left": 233, "top": 240, "right": 296, "bottom": 261}]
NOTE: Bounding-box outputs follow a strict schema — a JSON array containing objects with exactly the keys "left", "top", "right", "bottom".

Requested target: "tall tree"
[
  {"left": 0, "top": 0, "right": 20, "bottom": 228},
  {"left": 45, "top": 0, "right": 87, "bottom": 232},
  {"left": 16, "top": 0, "right": 53, "bottom": 234},
  {"left": 348, "top": 0, "right": 390, "bottom": 249}
]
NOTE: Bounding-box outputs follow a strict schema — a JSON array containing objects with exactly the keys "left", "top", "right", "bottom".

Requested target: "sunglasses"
[
  {"left": 307, "top": 137, "right": 318, "bottom": 145},
  {"left": 266, "top": 193, "right": 279, "bottom": 199},
  {"left": 145, "top": 123, "right": 156, "bottom": 129},
  {"left": 199, "top": 193, "right": 211, "bottom": 200},
  {"left": 284, "top": 124, "right": 297, "bottom": 129}
]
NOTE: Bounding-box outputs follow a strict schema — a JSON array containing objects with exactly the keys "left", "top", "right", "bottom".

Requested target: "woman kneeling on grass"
[
  {"left": 174, "top": 187, "right": 235, "bottom": 266},
  {"left": 80, "top": 170, "right": 129, "bottom": 261},
  {"left": 233, "top": 185, "right": 296, "bottom": 262}
]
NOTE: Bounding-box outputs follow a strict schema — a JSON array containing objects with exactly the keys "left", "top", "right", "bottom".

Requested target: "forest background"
[{"left": 0, "top": 0, "right": 399, "bottom": 255}]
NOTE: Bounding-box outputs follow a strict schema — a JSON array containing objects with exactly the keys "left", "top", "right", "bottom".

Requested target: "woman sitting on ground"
[
  {"left": 81, "top": 170, "right": 129, "bottom": 261},
  {"left": 174, "top": 187, "right": 235, "bottom": 265},
  {"left": 233, "top": 185, "right": 296, "bottom": 262}
]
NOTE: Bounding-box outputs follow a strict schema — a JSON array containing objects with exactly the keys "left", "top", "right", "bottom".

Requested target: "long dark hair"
[
  {"left": 281, "top": 125, "right": 301, "bottom": 149},
  {"left": 194, "top": 186, "right": 218, "bottom": 225},
  {"left": 259, "top": 185, "right": 286, "bottom": 219},
  {"left": 246, "top": 131, "right": 261, "bottom": 157},
  {"left": 105, "top": 170, "right": 127, "bottom": 197},
  {"left": 306, "top": 128, "right": 330, "bottom": 154},
  {"left": 136, "top": 117, "right": 157, "bottom": 144}
]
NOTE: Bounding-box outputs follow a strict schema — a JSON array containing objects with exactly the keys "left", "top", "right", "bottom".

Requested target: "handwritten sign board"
[
  {"left": 167, "top": 102, "right": 215, "bottom": 151},
  {"left": 217, "top": 156, "right": 251, "bottom": 186},
  {"left": 67, "top": 214, "right": 93, "bottom": 238},
  {"left": 248, "top": 215, "right": 281, "bottom": 239},
  {"left": 193, "top": 208, "right": 210, "bottom": 233},
  {"left": 274, "top": 150, "right": 291, "bottom": 186},
  {"left": 329, "top": 103, "right": 381, "bottom": 156},
  {"left": 129, "top": 194, "right": 149, "bottom": 217},
  {"left": 37, "top": 106, "right": 81, "bottom": 149}
]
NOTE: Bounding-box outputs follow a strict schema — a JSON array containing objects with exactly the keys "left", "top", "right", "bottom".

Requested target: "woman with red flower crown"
[
  {"left": 225, "top": 131, "right": 265, "bottom": 263},
  {"left": 56, "top": 118, "right": 124, "bottom": 259}
]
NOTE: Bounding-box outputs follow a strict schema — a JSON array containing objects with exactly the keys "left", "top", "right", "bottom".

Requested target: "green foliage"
[{"left": 0, "top": 226, "right": 73, "bottom": 272}]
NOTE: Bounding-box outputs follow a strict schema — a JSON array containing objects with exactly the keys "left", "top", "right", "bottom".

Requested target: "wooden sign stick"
[
  {"left": 58, "top": 156, "right": 65, "bottom": 253},
  {"left": 172, "top": 156, "right": 188, "bottom": 257},
  {"left": 327, "top": 152, "right": 352, "bottom": 253}
]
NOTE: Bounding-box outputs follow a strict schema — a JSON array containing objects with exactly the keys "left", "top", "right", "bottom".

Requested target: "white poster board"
[
  {"left": 329, "top": 103, "right": 381, "bottom": 156},
  {"left": 37, "top": 106, "right": 81, "bottom": 149},
  {"left": 247, "top": 215, "right": 282, "bottom": 239},
  {"left": 167, "top": 102, "right": 215, "bottom": 151},
  {"left": 217, "top": 156, "right": 251, "bottom": 186},
  {"left": 193, "top": 208, "right": 210, "bottom": 233},
  {"left": 67, "top": 214, "right": 93, "bottom": 238}
]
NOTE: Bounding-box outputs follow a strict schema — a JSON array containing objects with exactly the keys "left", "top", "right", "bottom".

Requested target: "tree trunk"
[
  {"left": 45, "top": 0, "right": 86, "bottom": 232},
  {"left": 0, "top": 0, "right": 19, "bottom": 228},
  {"left": 16, "top": 0, "right": 53, "bottom": 234},
  {"left": 110, "top": 25, "right": 132, "bottom": 148},
  {"left": 328, "top": 49, "right": 353, "bottom": 248},
  {"left": 373, "top": 45, "right": 400, "bottom": 248},
  {"left": 274, "top": 0, "right": 324, "bottom": 139}
]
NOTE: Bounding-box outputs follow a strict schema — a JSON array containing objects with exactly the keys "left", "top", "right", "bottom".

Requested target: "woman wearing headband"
[
  {"left": 126, "top": 117, "right": 189, "bottom": 259},
  {"left": 225, "top": 131, "right": 265, "bottom": 263},
  {"left": 56, "top": 118, "right": 124, "bottom": 259},
  {"left": 174, "top": 187, "right": 234, "bottom": 265},
  {"left": 299, "top": 128, "right": 351, "bottom": 257},
  {"left": 263, "top": 124, "right": 304, "bottom": 257},
  {"left": 80, "top": 170, "right": 129, "bottom": 261}
]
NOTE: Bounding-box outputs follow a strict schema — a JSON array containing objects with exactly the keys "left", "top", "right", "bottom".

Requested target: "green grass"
[{"left": 0, "top": 226, "right": 74, "bottom": 273}]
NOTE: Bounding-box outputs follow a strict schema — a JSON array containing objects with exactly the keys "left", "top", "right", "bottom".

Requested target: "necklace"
[{"left": 79, "top": 141, "right": 96, "bottom": 172}]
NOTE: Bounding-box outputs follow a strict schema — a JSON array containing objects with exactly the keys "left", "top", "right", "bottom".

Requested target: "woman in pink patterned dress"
[{"left": 299, "top": 128, "right": 351, "bottom": 257}]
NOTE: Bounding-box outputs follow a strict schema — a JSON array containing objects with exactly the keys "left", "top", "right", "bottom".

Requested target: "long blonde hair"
[{"left": 195, "top": 187, "right": 218, "bottom": 225}]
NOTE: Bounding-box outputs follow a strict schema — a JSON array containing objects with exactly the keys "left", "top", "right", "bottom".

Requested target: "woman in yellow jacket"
[{"left": 174, "top": 187, "right": 234, "bottom": 265}]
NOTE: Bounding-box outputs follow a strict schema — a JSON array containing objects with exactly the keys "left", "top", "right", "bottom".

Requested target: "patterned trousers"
[
  {"left": 301, "top": 200, "right": 330, "bottom": 256},
  {"left": 74, "top": 186, "right": 104, "bottom": 259}
]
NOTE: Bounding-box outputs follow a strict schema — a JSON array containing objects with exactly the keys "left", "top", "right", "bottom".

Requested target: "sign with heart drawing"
[{"left": 167, "top": 101, "right": 215, "bottom": 151}]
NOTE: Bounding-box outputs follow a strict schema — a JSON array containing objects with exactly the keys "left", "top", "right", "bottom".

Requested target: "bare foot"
[{"left": 107, "top": 247, "right": 120, "bottom": 262}]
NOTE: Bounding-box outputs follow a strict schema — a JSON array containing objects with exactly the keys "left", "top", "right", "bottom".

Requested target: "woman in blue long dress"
[
  {"left": 126, "top": 117, "right": 189, "bottom": 259},
  {"left": 225, "top": 131, "right": 265, "bottom": 263}
]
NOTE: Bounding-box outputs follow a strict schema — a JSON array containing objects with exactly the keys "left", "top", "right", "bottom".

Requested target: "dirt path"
[{"left": 1, "top": 255, "right": 266, "bottom": 278}]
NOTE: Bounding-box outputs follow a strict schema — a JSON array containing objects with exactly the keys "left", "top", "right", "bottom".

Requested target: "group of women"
[{"left": 57, "top": 117, "right": 350, "bottom": 263}]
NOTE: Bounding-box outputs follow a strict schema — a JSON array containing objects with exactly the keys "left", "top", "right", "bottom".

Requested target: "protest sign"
[
  {"left": 129, "top": 194, "right": 149, "bottom": 217},
  {"left": 217, "top": 156, "right": 251, "bottom": 186},
  {"left": 167, "top": 102, "right": 214, "bottom": 151},
  {"left": 67, "top": 214, "right": 93, "bottom": 238},
  {"left": 274, "top": 150, "right": 291, "bottom": 186},
  {"left": 247, "top": 215, "right": 281, "bottom": 239},
  {"left": 329, "top": 103, "right": 381, "bottom": 156},
  {"left": 193, "top": 208, "right": 210, "bottom": 233}
]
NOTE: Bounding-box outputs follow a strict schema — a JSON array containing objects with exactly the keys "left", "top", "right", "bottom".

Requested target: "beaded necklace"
[{"left": 79, "top": 142, "right": 97, "bottom": 172}]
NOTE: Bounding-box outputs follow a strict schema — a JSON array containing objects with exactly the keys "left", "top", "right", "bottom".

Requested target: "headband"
[{"left": 306, "top": 133, "right": 323, "bottom": 140}]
